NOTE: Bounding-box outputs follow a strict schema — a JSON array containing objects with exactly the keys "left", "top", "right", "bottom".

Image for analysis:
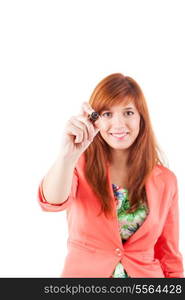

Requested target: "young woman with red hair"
[{"left": 38, "top": 73, "right": 184, "bottom": 278}]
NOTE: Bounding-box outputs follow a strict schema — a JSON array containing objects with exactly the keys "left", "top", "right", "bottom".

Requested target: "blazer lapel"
[{"left": 107, "top": 163, "right": 165, "bottom": 246}]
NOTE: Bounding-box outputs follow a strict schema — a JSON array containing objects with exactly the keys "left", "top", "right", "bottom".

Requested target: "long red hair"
[{"left": 84, "top": 73, "right": 166, "bottom": 219}]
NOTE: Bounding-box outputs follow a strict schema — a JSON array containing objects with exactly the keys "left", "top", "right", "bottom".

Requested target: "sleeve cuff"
[{"left": 37, "top": 178, "right": 72, "bottom": 212}]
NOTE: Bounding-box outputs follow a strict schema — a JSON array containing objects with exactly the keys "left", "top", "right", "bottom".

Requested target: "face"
[{"left": 99, "top": 101, "right": 140, "bottom": 151}]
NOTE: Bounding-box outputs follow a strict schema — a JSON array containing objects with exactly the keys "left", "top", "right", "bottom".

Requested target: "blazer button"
[{"left": 115, "top": 248, "right": 122, "bottom": 256}]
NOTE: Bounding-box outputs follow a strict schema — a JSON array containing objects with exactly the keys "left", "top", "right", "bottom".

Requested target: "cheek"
[
  {"left": 99, "top": 121, "right": 108, "bottom": 131},
  {"left": 99, "top": 130, "right": 108, "bottom": 139},
  {"left": 99, "top": 126, "right": 110, "bottom": 140},
  {"left": 130, "top": 117, "right": 140, "bottom": 132}
]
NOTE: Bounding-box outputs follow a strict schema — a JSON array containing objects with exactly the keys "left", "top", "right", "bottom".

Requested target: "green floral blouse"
[{"left": 111, "top": 183, "right": 149, "bottom": 278}]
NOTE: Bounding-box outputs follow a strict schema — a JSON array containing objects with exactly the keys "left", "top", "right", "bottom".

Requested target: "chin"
[
  {"left": 107, "top": 142, "right": 131, "bottom": 149},
  {"left": 112, "top": 146, "right": 131, "bottom": 150}
]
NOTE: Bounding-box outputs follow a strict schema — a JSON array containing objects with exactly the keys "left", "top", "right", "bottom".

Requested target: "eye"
[
  {"left": 101, "top": 112, "right": 112, "bottom": 117},
  {"left": 101, "top": 111, "right": 134, "bottom": 118},
  {"left": 125, "top": 111, "right": 134, "bottom": 116}
]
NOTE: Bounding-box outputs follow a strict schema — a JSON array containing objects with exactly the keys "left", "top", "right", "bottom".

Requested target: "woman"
[{"left": 38, "top": 73, "right": 184, "bottom": 278}]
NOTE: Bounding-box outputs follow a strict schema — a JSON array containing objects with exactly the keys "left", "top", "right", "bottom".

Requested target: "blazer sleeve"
[
  {"left": 154, "top": 174, "right": 184, "bottom": 278},
  {"left": 37, "top": 168, "right": 78, "bottom": 212}
]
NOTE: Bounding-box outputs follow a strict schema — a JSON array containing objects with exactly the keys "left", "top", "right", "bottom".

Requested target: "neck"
[{"left": 110, "top": 149, "right": 129, "bottom": 169}]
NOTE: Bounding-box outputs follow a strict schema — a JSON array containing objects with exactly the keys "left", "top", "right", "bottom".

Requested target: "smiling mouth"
[
  {"left": 110, "top": 133, "right": 128, "bottom": 137},
  {"left": 109, "top": 133, "right": 129, "bottom": 141}
]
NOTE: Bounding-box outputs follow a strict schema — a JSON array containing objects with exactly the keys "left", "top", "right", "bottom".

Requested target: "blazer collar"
[{"left": 77, "top": 153, "right": 165, "bottom": 247}]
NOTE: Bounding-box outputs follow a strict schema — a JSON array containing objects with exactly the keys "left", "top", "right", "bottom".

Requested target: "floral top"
[{"left": 111, "top": 184, "right": 149, "bottom": 278}]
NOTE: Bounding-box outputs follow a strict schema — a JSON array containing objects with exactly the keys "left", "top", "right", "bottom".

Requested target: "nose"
[
  {"left": 109, "top": 113, "right": 129, "bottom": 132},
  {"left": 111, "top": 113, "right": 126, "bottom": 126}
]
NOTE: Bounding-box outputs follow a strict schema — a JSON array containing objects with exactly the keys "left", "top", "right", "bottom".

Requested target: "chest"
[{"left": 109, "top": 166, "right": 128, "bottom": 189}]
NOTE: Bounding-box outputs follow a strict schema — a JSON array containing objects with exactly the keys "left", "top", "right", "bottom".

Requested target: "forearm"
[{"left": 42, "top": 153, "right": 78, "bottom": 204}]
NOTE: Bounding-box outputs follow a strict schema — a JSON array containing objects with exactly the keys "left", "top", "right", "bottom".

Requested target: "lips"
[
  {"left": 110, "top": 131, "right": 129, "bottom": 134},
  {"left": 111, "top": 133, "right": 127, "bottom": 137},
  {"left": 110, "top": 132, "right": 128, "bottom": 137},
  {"left": 109, "top": 132, "right": 129, "bottom": 140}
]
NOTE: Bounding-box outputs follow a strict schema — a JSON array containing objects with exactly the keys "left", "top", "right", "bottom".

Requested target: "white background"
[{"left": 0, "top": 0, "right": 184, "bottom": 277}]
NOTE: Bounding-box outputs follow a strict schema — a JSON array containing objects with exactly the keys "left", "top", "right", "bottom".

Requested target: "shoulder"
[{"left": 153, "top": 164, "right": 178, "bottom": 188}]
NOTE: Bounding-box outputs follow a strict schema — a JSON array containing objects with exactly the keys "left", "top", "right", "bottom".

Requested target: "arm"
[
  {"left": 37, "top": 101, "right": 100, "bottom": 212},
  {"left": 37, "top": 154, "right": 79, "bottom": 212},
  {"left": 154, "top": 175, "right": 184, "bottom": 277}
]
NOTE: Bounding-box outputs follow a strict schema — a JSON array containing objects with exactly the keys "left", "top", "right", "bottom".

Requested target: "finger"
[
  {"left": 81, "top": 102, "right": 95, "bottom": 117},
  {"left": 77, "top": 116, "right": 94, "bottom": 140},
  {"left": 65, "top": 124, "right": 83, "bottom": 143},
  {"left": 77, "top": 116, "right": 100, "bottom": 141},
  {"left": 70, "top": 116, "right": 91, "bottom": 141},
  {"left": 81, "top": 102, "right": 102, "bottom": 130}
]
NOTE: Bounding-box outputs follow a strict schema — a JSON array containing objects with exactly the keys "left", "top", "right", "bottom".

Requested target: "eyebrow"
[
  {"left": 122, "top": 107, "right": 135, "bottom": 110},
  {"left": 101, "top": 106, "right": 135, "bottom": 111}
]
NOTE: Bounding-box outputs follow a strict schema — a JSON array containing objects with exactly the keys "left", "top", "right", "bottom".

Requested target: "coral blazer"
[{"left": 38, "top": 153, "right": 184, "bottom": 278}]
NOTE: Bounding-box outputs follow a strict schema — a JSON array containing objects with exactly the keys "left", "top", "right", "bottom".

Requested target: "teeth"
[{"left": 111, "top": 133, "right": 127, "bottom": 137}]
